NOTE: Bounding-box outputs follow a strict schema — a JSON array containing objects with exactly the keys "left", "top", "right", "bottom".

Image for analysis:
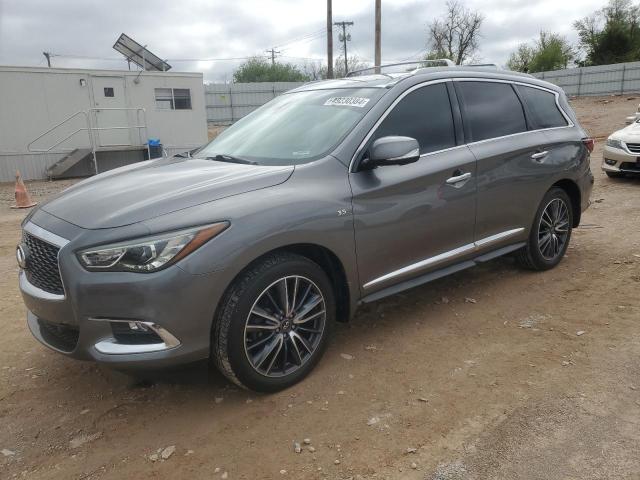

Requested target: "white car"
[{"left": 603, "top": 121, "right": 640, "bottom": 177}]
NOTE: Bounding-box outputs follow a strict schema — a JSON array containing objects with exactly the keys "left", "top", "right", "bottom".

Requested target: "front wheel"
[
  {"left": 212, "top": 252, "right": 334, "bottom": 392},
  {"left": 516, "top": 187, "right": 573, "bottom": 271}
]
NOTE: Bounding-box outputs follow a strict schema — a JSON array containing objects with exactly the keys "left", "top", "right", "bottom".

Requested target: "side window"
[
  {"left": 456, "top": 81, "right": 527, "bottom": 142},
  {"left": 516, "top": 85, "right": 568, "bottom": 130},
  {"left": 370, "top": 83, "right": 456, "bottom": 155}
]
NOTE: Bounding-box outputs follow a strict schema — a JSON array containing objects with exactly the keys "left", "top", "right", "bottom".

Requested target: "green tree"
[
  {"left": 574, "top": 0, "right": 640, "bottom": 65},
  {"left": 233, "top": 57, "right": 310, "bottom": 82},
  {"left": 507, "top": 32, "right": 575, "bottom": 73}
]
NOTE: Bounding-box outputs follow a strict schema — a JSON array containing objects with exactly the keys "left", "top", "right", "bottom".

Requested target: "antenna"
[{"left": 113, "top": 33, "right": 171, "bottom": 71}]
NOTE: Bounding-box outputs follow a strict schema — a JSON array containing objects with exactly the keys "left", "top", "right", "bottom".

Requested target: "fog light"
[
  {"left": 605, "top": 159, "right": 617, "bottom": 166},
  {"left": 111, "top": 321, "right": 163, "bottom": 345}
]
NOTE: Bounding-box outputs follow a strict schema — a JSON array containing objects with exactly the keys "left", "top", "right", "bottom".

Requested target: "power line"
[{"left": 272, "top": 27, "right": 327, "bottom": 49}]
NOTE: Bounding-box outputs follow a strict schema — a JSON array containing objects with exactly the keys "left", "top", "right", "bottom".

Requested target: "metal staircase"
[
  {"left": 27, "top": 108, "right": 149, "bottom": 178},
  {"left": 45, "top": 148, "right": 94, "bottom": 178}
]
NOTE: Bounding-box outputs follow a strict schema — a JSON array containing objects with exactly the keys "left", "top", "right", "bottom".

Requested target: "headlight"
[
  {"left": 606, "top": 138, "right": 624, "bottom": 149},
  {"left": 77, "top": 222, "right": 229, "bottom": 272}
]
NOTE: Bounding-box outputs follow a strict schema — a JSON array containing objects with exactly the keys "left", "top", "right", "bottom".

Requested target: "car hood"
[
  {"left": 617, "top": 122, "right": 640, "bottom": 140},
  {"left": 41, "top": 157, "right": 294, "bottom": 229}
]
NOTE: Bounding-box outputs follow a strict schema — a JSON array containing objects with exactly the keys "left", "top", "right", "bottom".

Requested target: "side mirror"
[{"left": 364, "top": 136, "right": 420, "bottom": 169}]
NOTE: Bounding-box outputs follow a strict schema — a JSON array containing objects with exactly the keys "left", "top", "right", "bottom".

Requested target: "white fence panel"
[
  {"left": 205, "top": 82, "right": 305, "bottom": 124},
  {"left": 534, "top": 61, "right": 640, "bottom": 97}
]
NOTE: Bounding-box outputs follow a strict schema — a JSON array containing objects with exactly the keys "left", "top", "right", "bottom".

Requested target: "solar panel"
[{"left": 113, "top": 33, "right": 171, "bottom": 72}]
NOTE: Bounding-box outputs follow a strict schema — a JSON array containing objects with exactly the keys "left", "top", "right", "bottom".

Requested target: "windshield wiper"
[{"left": 201, "top": 154, "right": 257, "bottom": 165}]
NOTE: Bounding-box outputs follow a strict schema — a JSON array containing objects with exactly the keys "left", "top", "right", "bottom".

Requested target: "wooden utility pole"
[
  {"left": 334, "top": 21, "right": 354, "bottom": 75},
  {"left": 374, "top": 0, "right": 381, "bottom": 74},
  {"left": 327, "top": 0, "right": 333, "bottom": 79},
  {"left": 266, "top": 48, "right": 281, "bottom": 65}
]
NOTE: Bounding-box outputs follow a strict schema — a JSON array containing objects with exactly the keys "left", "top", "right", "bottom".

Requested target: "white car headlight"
[
  {"left": 78, "top": 222, "right": 229, "bottom": 272},
  {"left": 606, "top": 138, "right": 624, "bottom": 149}
]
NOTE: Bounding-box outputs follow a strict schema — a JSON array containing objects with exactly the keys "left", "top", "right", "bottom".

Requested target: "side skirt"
[{"left": 359, "top": 242, "right": 526, "bottom": 304}]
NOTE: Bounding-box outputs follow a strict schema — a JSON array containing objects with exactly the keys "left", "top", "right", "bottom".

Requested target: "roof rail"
[{"left": 346, "top": 59, "right": 455, "bottom": 77}]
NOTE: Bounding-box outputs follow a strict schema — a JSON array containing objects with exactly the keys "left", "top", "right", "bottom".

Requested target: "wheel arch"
[
  {"left": 551, "top": 179, "right": 581, "bottom": 227},
  {"left": 215, "top": 243, "right": 352, "bottom": 326}
]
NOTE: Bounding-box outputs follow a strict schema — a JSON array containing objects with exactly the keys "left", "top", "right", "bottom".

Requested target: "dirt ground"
[{"left": 1, "top": 95, "right": 640, "bottom": 480}]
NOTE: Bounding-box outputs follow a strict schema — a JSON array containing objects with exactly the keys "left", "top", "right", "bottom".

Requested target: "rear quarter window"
[
  {"left": 456, "top": 81, "right": 527, "bottom": 142},
  {"left": 516, "top": 85, "right": 569, "bottom": 130}
]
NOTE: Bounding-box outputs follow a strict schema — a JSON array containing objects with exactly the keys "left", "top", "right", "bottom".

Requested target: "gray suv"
[{"left": 18, "top": 66, "right": 594, "bottom": 392}]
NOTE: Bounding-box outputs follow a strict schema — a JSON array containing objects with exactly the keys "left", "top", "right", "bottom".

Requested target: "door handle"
[
  {"left": 446, "top": 171, "right": 472, "bottom": 185},
  {"left": 531, "top": 150, "right": 549, "bottom": 161}
]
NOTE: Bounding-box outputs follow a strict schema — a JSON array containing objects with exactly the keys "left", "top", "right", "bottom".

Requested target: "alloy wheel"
[
  {"left": 243, "top": 276, "right": 326, "bottom": 377},
  {"left": 537, "top": 198, "right": 570, "bottom": 261}
]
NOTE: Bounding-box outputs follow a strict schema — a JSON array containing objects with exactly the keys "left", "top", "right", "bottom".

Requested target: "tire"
[
  {"left": 606, "top": 171, "right": 623, "bottom": 178},
  {"left": 516, "top": 187, "right": 573, "bottom": 271},
  {"left": 212, "top": 252, "right": 335, "bottom": 392}
]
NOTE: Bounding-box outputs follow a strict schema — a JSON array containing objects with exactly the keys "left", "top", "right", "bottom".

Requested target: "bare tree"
[
  {"left": 302, "top": 55, "right": 370, "bottom": 79},
  {"left": 427, "top": 0, "right": 483, "bottom": 65}
]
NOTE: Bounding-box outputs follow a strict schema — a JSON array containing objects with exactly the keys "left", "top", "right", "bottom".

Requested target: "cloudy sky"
[{"left": 0, "top": 0, "right": 606, "bottom": 82}]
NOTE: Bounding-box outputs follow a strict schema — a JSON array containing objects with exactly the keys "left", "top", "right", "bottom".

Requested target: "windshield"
[{"left": 195, "top": 88, "right": 385, "bottom": 166}]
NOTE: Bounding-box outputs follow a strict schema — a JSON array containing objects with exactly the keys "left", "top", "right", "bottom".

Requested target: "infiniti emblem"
[{"left": 16, "top": 244, "right": 28, "bottom": 270}]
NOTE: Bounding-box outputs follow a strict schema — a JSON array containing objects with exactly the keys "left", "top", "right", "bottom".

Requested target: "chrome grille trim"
[{"left": 21, "top": 222, "right": 69, "bottom": 298}]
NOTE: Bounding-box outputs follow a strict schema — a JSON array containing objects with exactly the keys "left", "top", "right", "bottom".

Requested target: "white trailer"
[{"left": 0, "top": 65, "right": 208, "bottom": 181}]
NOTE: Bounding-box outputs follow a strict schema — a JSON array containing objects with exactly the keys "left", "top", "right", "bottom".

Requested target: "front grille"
[
  {"left": 620, "top": 162, "right": 640, "bottom": 172},
  {"left": 23, "top": 232, "right": 64, "bottom": 295},
  {"left": 37, "top": 319, "right": 79, "bottom": 352},
  {"left": 625, "top": 142, "right": 640, "bottom": 154}
]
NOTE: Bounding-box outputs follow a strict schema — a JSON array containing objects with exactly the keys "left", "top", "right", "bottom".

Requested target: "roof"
[
  {"left": 289, "top": 65, "right": 559, "bottom": 94},
  {"left": 0, "top": 65, "right": 203, "bottom": 78}
]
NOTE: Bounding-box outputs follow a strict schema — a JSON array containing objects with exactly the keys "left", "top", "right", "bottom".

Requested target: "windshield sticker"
[{"left": 324, "top": 97, "right": 370, "bottom": 108}]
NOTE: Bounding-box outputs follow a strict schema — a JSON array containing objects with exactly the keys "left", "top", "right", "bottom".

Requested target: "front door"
[
  {"left": 91, "top": 76, "right": 130, "bottom": 147},
  {"left": 350, "top": 82, "right": 477, "bottom": 295}
]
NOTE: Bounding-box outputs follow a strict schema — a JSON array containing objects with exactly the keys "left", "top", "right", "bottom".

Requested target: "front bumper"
[
  {"left": 19, "top": 215, "right": 228, "bottom": 370},
  {"left": 602, "top": 145, "right": 640, "bottom": 174}
]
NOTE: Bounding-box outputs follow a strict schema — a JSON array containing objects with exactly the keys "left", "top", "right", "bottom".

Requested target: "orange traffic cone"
[{"left": 11, "top": 171, "right": 37, "bottom": 209}]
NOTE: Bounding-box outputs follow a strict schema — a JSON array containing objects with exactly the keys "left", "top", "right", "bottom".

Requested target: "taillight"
[{"left": 582, "top": 138, "right": 595, "bottom": 152}]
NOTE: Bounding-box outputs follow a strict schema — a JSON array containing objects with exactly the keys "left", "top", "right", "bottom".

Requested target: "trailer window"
[{"left": 155, "top": 88, "right": 192, "bottom": 110}]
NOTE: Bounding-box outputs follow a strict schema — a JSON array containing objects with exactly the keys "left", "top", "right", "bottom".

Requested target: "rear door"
[
  {"left": 454, "top": 80, "right": 546, "bottom": 244},
  {"left": 350, "top": 81, "right": 477, "bottom": 295}
]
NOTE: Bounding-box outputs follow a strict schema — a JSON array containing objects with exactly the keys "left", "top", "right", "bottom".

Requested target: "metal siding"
[{"left": 0, "top": 153, "right": 65, "bottom": 181}]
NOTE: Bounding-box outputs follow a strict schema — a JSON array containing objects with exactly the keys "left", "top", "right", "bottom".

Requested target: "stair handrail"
[
  {"left": 27, "top": 111, "right": 92, "bottom": 154},
  {"left": 27, "top": 107, "right": 150, "bottom": 175}
]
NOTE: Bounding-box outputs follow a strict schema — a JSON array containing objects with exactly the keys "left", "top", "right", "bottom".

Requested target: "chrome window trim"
[
  {"left": 21, "top": 222, "right": 70, "bottom": 299},
  {"left": 349, "top": 77, "right": 575, "bottom": 173},
  {"left": 363, "top": 227, "right": 525, "bottom": 289}
]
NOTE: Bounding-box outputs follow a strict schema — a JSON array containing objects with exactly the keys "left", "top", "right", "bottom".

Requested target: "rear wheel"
[
  {"left": 212, "top": 252, "right": 334, "bottom": 392},
  {"left": 516, "top": 187, "right": 573, "bottom": 271}
]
